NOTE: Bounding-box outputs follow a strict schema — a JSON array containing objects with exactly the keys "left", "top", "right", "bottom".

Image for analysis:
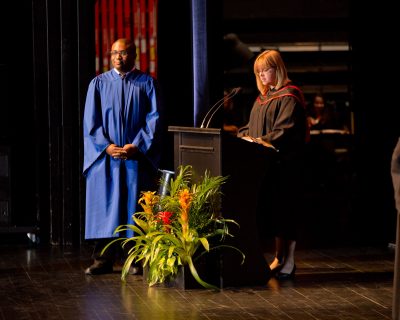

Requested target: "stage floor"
[{"left": 0, "top": 240, "right": 395, "bottom": 320}]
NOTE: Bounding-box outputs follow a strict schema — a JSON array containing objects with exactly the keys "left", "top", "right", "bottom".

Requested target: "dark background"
[{"left": 0, "top": 0, "right": 398, "bottom": 248}]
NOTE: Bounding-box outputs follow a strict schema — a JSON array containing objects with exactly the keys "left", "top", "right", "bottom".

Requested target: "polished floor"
[{"left": 0, "top": 236, "right": 395, "bottom": 320}]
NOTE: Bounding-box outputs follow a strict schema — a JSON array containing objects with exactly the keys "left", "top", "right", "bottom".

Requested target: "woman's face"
[
  {"left": 258, "top": 67, "right": 276, "bottom": 87},
  {"left": 314, "top": 96, "right": 325, "bottom": 109}
]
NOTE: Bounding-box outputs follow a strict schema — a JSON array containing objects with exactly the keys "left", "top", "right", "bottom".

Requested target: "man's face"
[{"left": 110, "top": 41, "right": 136, "bottom": 73}]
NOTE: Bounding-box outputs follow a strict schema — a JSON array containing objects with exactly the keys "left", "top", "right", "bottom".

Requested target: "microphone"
[
  {"left": 200, "top": 92, "right": 229, "bottom": 129},
  {"left": 200, "top": 87, "right": 241, "bottom": 129}
]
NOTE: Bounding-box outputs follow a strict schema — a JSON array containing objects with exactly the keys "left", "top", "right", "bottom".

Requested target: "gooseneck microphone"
[{"left": 200, "top": 87, "right": 241, "bottom": 129}]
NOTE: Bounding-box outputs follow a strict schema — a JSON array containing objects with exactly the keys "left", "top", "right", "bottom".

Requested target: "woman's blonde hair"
[{"left": 253, "top": 50, "right": 290, "bottom": 94}]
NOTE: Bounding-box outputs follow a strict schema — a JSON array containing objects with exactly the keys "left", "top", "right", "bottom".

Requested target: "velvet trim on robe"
[
  {"left": 83, "top": 69, "right": 162, "bottom": 240},
  {"left": 238, "top": 85, "right": 307, "bottom": 155}
]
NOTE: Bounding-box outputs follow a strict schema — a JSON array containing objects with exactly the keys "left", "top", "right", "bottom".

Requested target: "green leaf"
[
  {"left": 198, "top": 237, "right": 209, "bottom": 251},
  {"left": 187, "top": 256, "right": 219, "bottom": 290}
]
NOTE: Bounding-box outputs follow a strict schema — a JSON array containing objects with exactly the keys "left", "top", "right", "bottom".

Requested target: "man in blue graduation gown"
[{"left": 83, "top": 38, "right": 163, "bottom": 275}]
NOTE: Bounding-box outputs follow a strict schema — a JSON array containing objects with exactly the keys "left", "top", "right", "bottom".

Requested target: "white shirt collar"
[{"left": 114, "top": 67, "right": 136, "bottom": 77}]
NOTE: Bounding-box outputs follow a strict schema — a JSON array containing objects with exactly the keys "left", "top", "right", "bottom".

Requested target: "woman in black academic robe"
[{"left": 238, "top": 49, "right": 308, "bottom": 280}]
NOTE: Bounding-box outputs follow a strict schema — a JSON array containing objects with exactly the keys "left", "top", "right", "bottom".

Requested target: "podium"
[{"left": 168, "top": 126, "right": 275, "bottom": 287}]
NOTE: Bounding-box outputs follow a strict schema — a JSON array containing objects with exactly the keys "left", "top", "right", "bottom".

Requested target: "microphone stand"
[
  {"left": 200, "top": 87, "right": 240, "bottom": 129},
  {"left": 204, "top": 87, "right": 241, "bottom": 129}
]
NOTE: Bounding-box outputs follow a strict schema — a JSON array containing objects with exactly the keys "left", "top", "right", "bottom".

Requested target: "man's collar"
[{"left": 114, "top": 67, "right": 136, "bottom": 77}]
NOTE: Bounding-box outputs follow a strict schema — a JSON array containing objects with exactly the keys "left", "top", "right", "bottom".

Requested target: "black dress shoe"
[
  {"left": 85, "top": 259, "right": 113, "bottom": 275},
  {"left": 275, "top": 264, "right": 296, "bottom": 280}
]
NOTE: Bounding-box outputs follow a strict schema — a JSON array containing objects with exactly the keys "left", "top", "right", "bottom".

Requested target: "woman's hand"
[
  {"left": 254, "top": 137, "right": 275, "bottom": 149},
  {"left": 241, "top": 135, "right": 277, "bottom": 150}
]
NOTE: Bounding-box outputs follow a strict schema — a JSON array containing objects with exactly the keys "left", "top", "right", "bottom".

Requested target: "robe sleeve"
[
  {"left": 82, "top": 78, "right": 111, "bottom": 176},
  {"left": 262, "top": 96, "right": 305, "bottom": 152},
  {"left": 237, "top": 124, "right": 249, "bottom": 137}
]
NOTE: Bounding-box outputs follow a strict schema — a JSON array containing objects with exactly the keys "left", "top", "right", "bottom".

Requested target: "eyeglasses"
[
  {"left": 110, "top": 50, "right": 129, "bottom": 57},
  {"left": 258, "top": 67, "right": 274, "bottom": 75}
]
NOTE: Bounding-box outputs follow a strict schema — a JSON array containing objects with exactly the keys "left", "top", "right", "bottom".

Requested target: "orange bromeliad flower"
[
  {"left": 178, "top": 188, "right": 192, "bottom": 235},
  {"left": 138, "top": 191, "right": 159, "bottom": 215}
]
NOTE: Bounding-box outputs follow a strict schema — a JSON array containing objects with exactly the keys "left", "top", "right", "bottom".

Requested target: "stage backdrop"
[{"left": 94, "top": 0, "right": 158, "bottom": 77}]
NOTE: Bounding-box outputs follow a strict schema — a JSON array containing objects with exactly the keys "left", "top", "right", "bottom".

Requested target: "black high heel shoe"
[{"left": 275, "top": 264, "right": 296, "bottom": 280}]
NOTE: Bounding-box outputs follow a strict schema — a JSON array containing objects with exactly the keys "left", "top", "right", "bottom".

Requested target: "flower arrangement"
[{"left": 102, "top": 165, "right": 244, "bottom": 289}]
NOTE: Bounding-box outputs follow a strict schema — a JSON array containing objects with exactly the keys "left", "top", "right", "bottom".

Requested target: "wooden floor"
[{"left": 0, "top": 236, "right": 395, "bottom": 320}]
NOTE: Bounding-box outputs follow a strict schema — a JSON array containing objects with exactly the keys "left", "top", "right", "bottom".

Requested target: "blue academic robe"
[{"left": 83, "top": 69, "right": 161, "bottom": 239}]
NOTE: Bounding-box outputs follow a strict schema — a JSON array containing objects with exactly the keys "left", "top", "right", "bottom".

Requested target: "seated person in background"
[
  {"left": 306, "top": 94, "right": 349, "bottom": 132},
  {"left": 305, "top": 94, "right": 351, "bottom": 190}
]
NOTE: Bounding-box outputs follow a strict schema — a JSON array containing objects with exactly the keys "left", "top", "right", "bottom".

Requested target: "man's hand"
[
  {"left": 106, "top": 144, "right": 128, "bottom": 160},
  {"left": 123, "top": 144, "right": 139, "bottom": 159}
]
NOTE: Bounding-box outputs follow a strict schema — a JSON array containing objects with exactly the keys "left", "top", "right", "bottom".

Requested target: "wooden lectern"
[{"left": 168, "top": 126, "right": 275, "bottom": 287}]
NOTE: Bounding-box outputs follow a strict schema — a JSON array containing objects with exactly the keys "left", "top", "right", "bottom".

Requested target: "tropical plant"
[{"left": 102, "top": 165, "right": 244, "bottom": 289}]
